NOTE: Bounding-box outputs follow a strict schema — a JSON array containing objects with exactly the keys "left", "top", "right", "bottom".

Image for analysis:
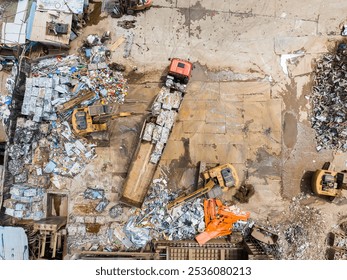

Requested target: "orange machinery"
[{"left": 196, "top": 198, "right": 250, "bottom": 245}]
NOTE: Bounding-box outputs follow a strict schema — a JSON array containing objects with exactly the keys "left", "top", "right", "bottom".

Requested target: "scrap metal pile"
[
  {"left": 66, "top": 178, "right": 202, "bottom": 252},
  {"left": 122, "top": 178, "right": 205, "bottom": 248},
  {"left": 4, "top": 34, "right": 129, "bottom": 219},
  {"left": 266, "top": 194, "right": 326, "bottom": 259},
  {"left": 142, "top": 87, "right": 182, "bottom": 164},
  {"left": 7, "top": 118, "right": 96, "bottom": 187},
  {"left": 3, "top": 185, "right": 45, "bottom": 220},
  {"left": 311, "top": 44, "right": 347, "bottom": 151}
]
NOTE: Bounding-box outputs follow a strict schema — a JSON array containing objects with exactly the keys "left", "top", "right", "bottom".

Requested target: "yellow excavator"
[
  {"left": 167, "top": 163, "right": 239, "bottom": 209},
  {"left": 312, "top": 162, "right": 347, "bottom": 197},
  {"left": 71, "top": 104, "right": 132, "bottom": 136},
  {"left": 71, "top": 104, "right": 141, "bottom": 146}
]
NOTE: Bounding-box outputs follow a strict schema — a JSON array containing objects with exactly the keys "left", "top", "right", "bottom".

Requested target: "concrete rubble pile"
[
  {"left": 142, "top": 87, "right": 182, "bottom": 164},
  {"left": 3, "top": 184, "right": 45, "bottom": 220},
  {"left": 7, "top": 117, "right": 96, "bottom": 189},
  {"left": 311, "top": 44, "right": 347, "bottom": 151},
  {"left": 267, "top": 194, "right": 326, "bottom": 259},
  {"left": 122, "top": 178, "right": 205, "bottom": 248},
  {"left": 83, "top": 187, "right": 110, "bottom": 213}
]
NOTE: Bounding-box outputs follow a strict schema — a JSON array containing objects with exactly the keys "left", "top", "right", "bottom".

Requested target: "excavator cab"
[
  {"left": 312, "top": 162, "right": 347, "bottom": 197},
  {"left": 166, "top": 58, "right": 193, "bottom": 92},
  {"left": 221, "top": 166, "right": 235, "bottom": 188},
  {"left": 75, "top": 111, "right": 87, "bottom": 130}
]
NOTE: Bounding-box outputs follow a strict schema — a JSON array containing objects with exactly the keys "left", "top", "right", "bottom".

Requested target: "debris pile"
[
  {"left": 3, "top": 184, "right": 45, "bottom": 220},
  {"left": 7, "top": 117, "right": 96, "bottom": 188},
  {"left": 7, "top": 33, "right": 131, "bottom": 194},
  {"left": 326, "top": 231, "right": 347, "bottom": 259},
  {"left": 83, "top": 187, "right": 110, "bottom": 213},
  {"left": 325, "top": 220, "right": 347, "bottom": 260},
  {"left": 122, "top": 178, "right": 205, "bottom": 248},
  {"left": 267, "top": 194, "right": 326, "bottom": 259},
  {"left": 311, "top": 44, "right": 347, "bottom": 151},
  {"left": 142, "top": 87, "right": 182, "bottom": 163},
  {"left": 28, "top": 52, "right": 128, "bottom": 118},
  {"left": 0, "top": 65, "right": 17, "bottom": 124},
  {"left": 117, "top": 20, "right": 136, "bottom": 29}
]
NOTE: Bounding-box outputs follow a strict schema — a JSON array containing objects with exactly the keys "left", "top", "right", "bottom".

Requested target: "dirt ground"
[{"left": 3, "top": 0, "right": 347, "bottom": 259}]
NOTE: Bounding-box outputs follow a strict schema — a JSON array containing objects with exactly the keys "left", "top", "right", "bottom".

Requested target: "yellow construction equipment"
[
  {"left": 202, "top": 163, "right": 239, "bottom": 191},
  {"left": 167, "top": 163, "right": 239, "bottom": 209},
  {"left": 312, "top": 162, "right": 347, "bottom": 197},
  {"left": 71, "top": 104, "right": 135, "bottom": 136}
]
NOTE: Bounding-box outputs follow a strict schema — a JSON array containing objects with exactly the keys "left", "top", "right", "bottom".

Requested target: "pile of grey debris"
[{"left": 311, "top": 44, "right": 347, "bottom": 151}]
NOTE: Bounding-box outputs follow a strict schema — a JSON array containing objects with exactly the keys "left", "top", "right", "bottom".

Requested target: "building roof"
[
  {"left": 1, "top": 0, "right": 29, "bottom": 45},
  {"left": 28, "top": 9, "right": 72, "bottom": 46},
  {"left": 36, "top": 0, "right": 85, "bottom": 14}
]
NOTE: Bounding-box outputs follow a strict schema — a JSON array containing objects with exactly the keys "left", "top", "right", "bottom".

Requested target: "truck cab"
[{"left": 166, "top": 58, "right": 193, "bottom": 92}]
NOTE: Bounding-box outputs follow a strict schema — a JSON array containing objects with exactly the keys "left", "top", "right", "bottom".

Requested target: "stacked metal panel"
[
  {"left": 142, "top": 87, "right": 183, "bottom": 164},
  {"left": 21, "top": 77, "right": 58, "bottom": 122}
]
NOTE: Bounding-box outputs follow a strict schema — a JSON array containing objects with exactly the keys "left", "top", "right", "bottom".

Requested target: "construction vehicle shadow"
[{"left": 300, "top": 171, "right": 314, "bottom": 194}]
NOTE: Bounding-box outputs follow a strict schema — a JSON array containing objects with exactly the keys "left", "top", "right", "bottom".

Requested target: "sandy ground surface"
[{"left": 3, "top": 0, "right": 347, "bottom": 259}]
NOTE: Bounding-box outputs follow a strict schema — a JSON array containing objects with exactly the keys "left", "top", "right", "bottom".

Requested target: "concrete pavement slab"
[
  {"left": 153, "top": 0, "right": 176, "bottom": 8},
  {"left": 144, "top": 8, "right": 189, "bottom": 46},
  {"left": 275, "top": 1, "right": 320, "bottom": 21},
  {"left": 229, "top": 0, "right": 276, "bottom": 17},
  {"left": 182, "top": 121, "right": 226, "bottom": 134},
  {"left": 161, "top": 140, "right": 185, "bottom": 160},
  {"left": 189, "top": 133, "right": 231, "bottom": 145},
  {"left": 246, "top": 131, "right": 282, "bottom": 162},
  {"left": 179, "top": 100, "right": 206, "bottom": 121},
  {"left": 185, "top": 82, "right": 220, "bottom": 101},
  {"left": 205, "top": 101, "right": 226, "bottom": 123},
  {"left": 216, "top": 143, "right": 247, "bottom": 164},
  {"left": 191, "top": 144, "right": 220, "bottom": 164},
  {"left": 274, "top": 36, "right": 332, "bottom": 54}
]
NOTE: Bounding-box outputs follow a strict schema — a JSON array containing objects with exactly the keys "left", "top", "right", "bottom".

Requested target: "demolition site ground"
[{"left": 2, "top": 0, "right": 347, "bottom": 260}]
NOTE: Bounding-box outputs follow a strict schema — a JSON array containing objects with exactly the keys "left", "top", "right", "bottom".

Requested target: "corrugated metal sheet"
[
  {"left": 0, "top": 227, "right": 29, "bottom": 260},
  {"left": 37, "top": 0, "right": 85, "bottom": 14}
]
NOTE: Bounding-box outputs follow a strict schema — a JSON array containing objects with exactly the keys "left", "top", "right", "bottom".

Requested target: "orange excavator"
[{"left": 195, "top": 198, "right": 250, "bottom": 245}]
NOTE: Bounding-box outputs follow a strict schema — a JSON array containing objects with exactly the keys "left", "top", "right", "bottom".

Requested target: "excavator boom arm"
[{"left": 168, "top": 180, "right": 215, "bottom": 209}]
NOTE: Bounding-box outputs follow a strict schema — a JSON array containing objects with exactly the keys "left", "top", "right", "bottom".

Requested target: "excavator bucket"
[{"left": 196, "top": 231, "right": 222, "bottom": 245}]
